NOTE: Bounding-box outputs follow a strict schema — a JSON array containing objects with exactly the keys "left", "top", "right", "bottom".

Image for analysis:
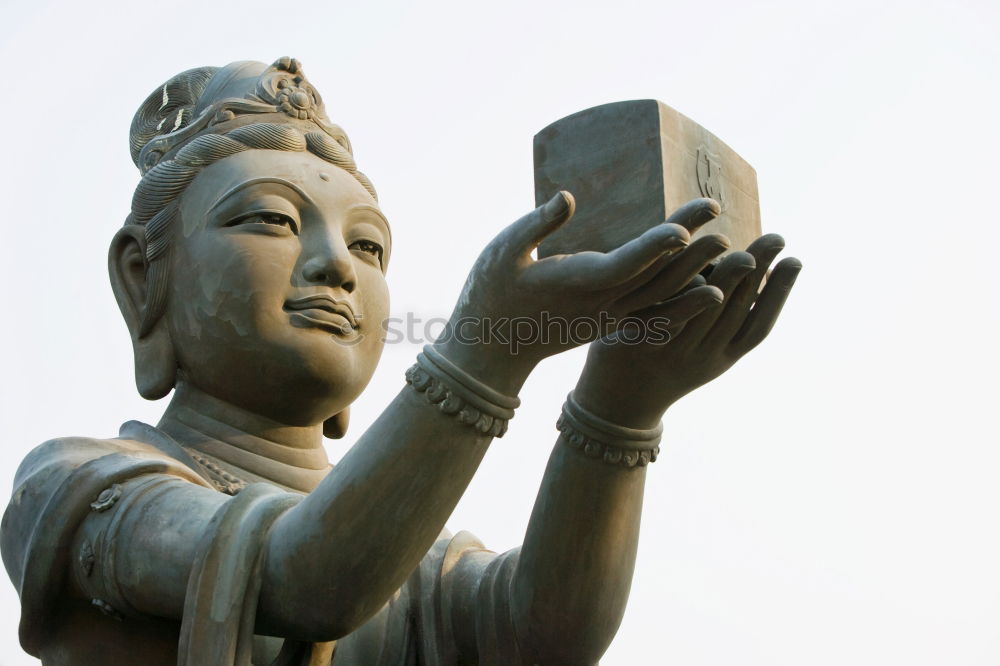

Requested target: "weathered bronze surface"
[{"left": 1, "top": 58, "right": 800, "bottom": 665}]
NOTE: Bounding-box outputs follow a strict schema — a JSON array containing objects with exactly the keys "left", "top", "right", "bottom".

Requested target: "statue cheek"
[
  {"left": 363, "top": 287, "right": 389, "bottom": 328},
  {"left": 192, "top": 238, "right": 294, "bottom": 299}
]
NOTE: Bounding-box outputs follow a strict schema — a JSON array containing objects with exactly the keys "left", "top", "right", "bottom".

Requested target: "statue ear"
[
  {"left": 108, "top": 226, "right": 177, "bottom": 400},
  {"left": 323, "top": 408, "right": 349, "bottom": 439}
]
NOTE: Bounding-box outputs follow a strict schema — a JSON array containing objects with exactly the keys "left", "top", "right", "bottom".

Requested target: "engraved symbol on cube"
[{"left": 696, "top": 145, "right": 724, "bottom": 206}]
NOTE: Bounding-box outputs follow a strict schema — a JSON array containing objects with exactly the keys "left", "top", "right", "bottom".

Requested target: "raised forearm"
[{"left": 510, "top": 436, "right": 648, "bottom": 664}]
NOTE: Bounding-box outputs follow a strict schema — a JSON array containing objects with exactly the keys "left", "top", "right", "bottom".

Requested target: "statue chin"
[
  {"left": 168, "top": 342, "right": 374, "bottom": 429},
  {"left": 162, "top": 300, "right": 385, "bottom": 427}
]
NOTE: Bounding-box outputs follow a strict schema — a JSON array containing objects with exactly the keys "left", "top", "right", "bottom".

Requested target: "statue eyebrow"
[
  {"left": 346, "top": 203, "right": 390, "bottom": 232},
  {"left": 206, "top": 177, "right": 315, "bottom": 215}
]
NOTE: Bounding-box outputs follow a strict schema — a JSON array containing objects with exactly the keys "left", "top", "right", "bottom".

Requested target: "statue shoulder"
[
  {"left": 1, "top": 431, "right": 212, "bottom": 657},
  {"left": 4, "top": 434, "right": 187, "bottom": 547},
  {"left": 2, "top": 431, "right": 210, "bottom": 620},
  {"left": 14, "top": 430, "right": 156, "bottom": 478},
  {"left": 10, "top": 433, "right": 175, "bottom": 495}
]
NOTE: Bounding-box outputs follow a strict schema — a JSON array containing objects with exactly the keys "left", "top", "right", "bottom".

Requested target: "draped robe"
[{"left": 1, "top": 422, "right": 525, "bottom": 665}]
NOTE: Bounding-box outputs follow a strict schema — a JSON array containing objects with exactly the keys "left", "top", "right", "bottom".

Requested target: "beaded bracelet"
[
  {"left": 557, "top": 392, "right": 662, "bottom": 468},
  {"left": 404, "top": 345, "right": 521, "bottom": 437}
]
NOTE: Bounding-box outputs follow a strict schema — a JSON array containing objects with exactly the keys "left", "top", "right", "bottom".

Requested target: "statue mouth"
[{"left": 285, "top": 295, "right": 359, "bottom": 334}]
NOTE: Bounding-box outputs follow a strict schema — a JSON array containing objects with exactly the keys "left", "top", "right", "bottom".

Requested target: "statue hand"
[
  {"left": 435, "top": 194, "right": 725, "bottom": 394},
  {"left": 573, "top": 234, "right": 802, "bottom": 429}
]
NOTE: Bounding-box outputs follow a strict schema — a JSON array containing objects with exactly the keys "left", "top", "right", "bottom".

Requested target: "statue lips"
[{"left": 284, "top": 295, "right": 359, "bottom": 336}]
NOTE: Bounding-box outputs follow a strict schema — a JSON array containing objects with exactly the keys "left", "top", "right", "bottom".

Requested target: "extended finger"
[
  {"left": 729, "top": 257, "right": 802, "bottom": 355},
  {"left": 638, "top": 284, "right": 724, "bottom": 331},
  {"left": 528, "top": 222, "right": 690, "bottom": 290},
  {"left": 681, "top": 274, "right": 709, "bottom": 291},
  {"left": 617, "top": 202, "right": 723, "bottom": 292},
  {"left": 702, "top": 234, "right": 785, "bottom": 347},
  {"left": 502, "top": 191, "right": 577, "bottom": 256},
  {"left": 588, "top": 222, "right": 693, "bottom": 287},
  {"left": 606, "top": 285, "right": 724, "bottom": 344},
  {"left": 670, "top": 251, "right": 757, "bottom": 349},
  {"left": 615, "top": 233, "right": 729, "bottom": 313},
  {"left": 663, "top": 198, "right": 722, "bottom": 233}
]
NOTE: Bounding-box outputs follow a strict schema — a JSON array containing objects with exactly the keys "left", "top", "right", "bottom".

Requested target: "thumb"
[{"left": 505, "top": 191, "right": 576, "bottom": 255}]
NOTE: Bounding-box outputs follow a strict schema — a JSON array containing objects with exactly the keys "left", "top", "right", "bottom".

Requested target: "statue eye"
[
  {"left": 350, "top": 239, "right": 383, "bottom": 262},
  {"left": 227, "top": 212, "right": 298, "bottom": 233}
]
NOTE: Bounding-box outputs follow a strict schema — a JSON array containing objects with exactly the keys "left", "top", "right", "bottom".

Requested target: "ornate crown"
[{"left": 130, "top": 57, "right": 352, "bottom": 175}]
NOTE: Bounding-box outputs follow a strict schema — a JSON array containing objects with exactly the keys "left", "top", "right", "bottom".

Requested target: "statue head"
[{"left": 109, "top": 58, "right": 391, "bottom": 437}]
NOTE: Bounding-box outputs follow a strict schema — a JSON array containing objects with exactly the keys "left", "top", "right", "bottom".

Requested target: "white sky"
[{"left": 1, "top": 0, "right": 998, "bottom": 664}]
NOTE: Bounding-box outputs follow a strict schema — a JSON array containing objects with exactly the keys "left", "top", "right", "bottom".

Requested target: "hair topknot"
[{"left": 129, "top": 67, "right": 219, "bottom": 168}]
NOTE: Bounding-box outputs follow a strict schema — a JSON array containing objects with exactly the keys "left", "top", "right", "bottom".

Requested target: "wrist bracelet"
[
  {"left": 404, "top": 345, "right": 521, "bottom": 437},
  {"left": 556, "top": 392, "right": 662, "bottom": 467}
]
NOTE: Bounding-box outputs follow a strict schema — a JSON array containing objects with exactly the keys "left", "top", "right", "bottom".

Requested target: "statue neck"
[{"left": 158, "top": 381, "right": 331, "bottom": 493}]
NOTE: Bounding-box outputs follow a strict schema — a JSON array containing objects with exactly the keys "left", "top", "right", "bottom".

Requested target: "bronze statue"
[{"left": 1, "top": 58, "right": 801, "bottom": 665}]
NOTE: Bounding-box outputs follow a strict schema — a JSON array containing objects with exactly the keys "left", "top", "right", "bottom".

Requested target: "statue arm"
[
  {"left": 450, "top": 236, "right": 801, "bottom": 664},
  {"left": 440, "top": 428, "right": 647, "bottom": 665},
  {"left": 256, "top": 385, "right": 499, "bottom": 639},
  {"left": 511, "top": 440, "right": 648, "bottom": 665},
  {"left": 439, "top": 430, "right": 646, "bottom": 666}
]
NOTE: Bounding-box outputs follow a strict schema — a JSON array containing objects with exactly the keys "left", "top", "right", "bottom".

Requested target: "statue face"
[{"left": 166, "top": 149, "right": 391, "bottom": 426}]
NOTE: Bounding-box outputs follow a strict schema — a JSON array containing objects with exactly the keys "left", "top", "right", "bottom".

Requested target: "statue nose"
[{"left": 301, "top": 242, "right": 357, "bottom": 292}]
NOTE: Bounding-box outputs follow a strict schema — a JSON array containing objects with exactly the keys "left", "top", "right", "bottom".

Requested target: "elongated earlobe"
[
  {"left": 108, "top": 225, "right": 177, "bottom": 399},
  {"left": 323, "top": 408, "right": 349, "bottom": 439}
]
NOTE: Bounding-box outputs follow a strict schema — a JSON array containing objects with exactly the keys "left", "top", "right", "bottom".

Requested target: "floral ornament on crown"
[
  {"left": 277, "top": 80, "right": 316, "bottom": 120},
  {"left": 255, "top": 57, "right": 324, "bottom": 122}
]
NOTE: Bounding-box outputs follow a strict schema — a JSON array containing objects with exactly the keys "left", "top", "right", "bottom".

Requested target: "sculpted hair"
[{"left": 126, "top": 64, "right": 378, "bottom": 337}]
